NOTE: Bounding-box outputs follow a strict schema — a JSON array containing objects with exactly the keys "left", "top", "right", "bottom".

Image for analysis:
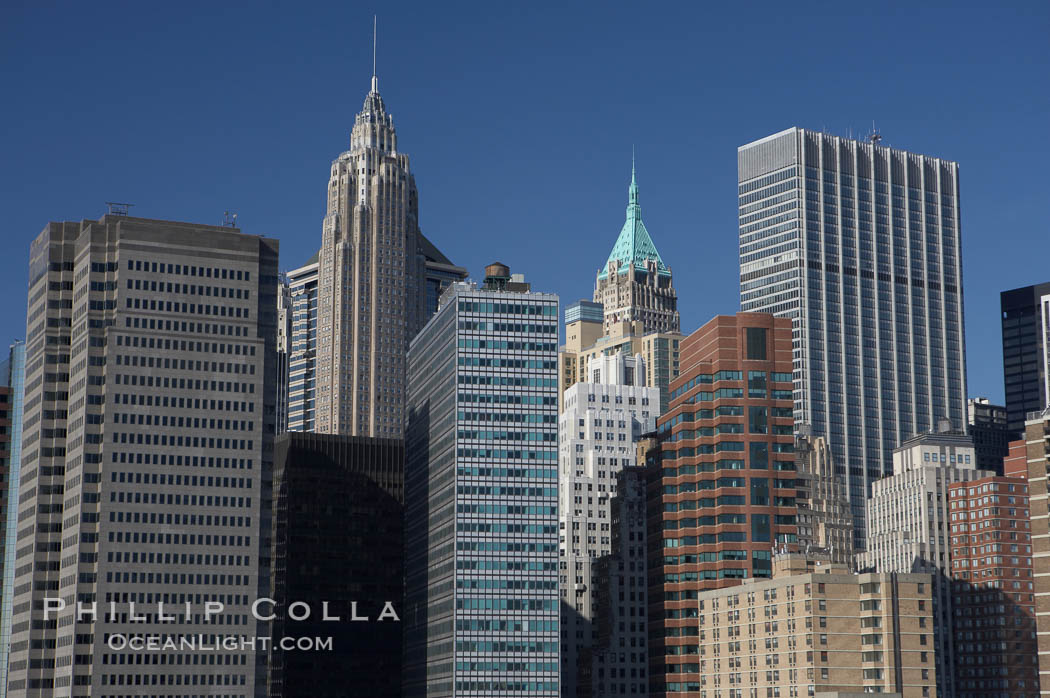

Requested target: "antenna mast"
[{"left": 371, "top": 16, "right": 378, "bottom": 92}]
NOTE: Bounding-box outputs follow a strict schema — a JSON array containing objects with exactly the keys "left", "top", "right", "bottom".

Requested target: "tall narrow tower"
[
  {"left": 315, "top": 65, "right": 426, "bottom": 437},
  {"left": 593, "top": 162, "right": 679, "bottom": 335}
]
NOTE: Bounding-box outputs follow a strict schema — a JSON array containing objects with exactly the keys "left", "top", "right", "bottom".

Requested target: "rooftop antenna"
[
  {"left": 371, "top": 15, "right": 378, "bottom": 93},
  {"left": 869, "top": 120, "right": 882, "bottom": 145},
  {"left": 222, "top": 211, "right": 238, "bottom": 228},
  {"left": 106, "top": 202, "right": 133, "bottom": 216}
]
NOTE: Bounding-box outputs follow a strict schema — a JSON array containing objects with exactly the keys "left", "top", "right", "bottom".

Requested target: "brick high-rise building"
[
  {"left": 947, "top": 475, "right": 1038, "bottom": 698},
  {"left": 861, "top": 426, "right": 988, "bottom": 697},
  {"left": 6, "top": 214, "right": 278, "bottom": 696},
  {"left": 646, "top": 313, "right": 798, "bottom": 697},
  {"left": 1022, "top": 407, "right": 1050, "bottom": 695},
  {"left": 691, "top": 552, "right": 938, "bottom": 697}
]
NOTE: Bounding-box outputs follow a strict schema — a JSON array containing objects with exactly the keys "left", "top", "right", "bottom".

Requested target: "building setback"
[
  {"left": 1001, "top": 283, "right": 1050, "bottom": 437},
  {"left": 690, "top": 552, "right": 938, "bottom": 697},
  {"left": 647, "top": 313, "right": 798, "bottom": 697},
  {"left": 739, "top": 127, "right": 968, "bottom": 550},
  {"left": 558, "top": 352, "right": 657, "bottom": 696},
  {"left": 559, "top": 300, "right": 681, "bottom": 415},
  {"left": 947, "top": 475, "right": 1038, "bottom": 698},
  {"left": 1022, "top": 408, "right": 1050, "bottom": 695},
  {"left": 6, "top": 214, "right": 277, "bottom": 696},
  {"left": 861, "top": 426, "right": 987, "bottom": 698},
  {"left": 404, "top": 266, "right": 560, "bottom": 697},
  {"left": 267, "top": 433, "right": 403, "bottom": 698}
]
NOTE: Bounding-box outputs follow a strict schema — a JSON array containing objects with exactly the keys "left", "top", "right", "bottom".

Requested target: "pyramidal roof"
[{"left": 597, "top": 162, "right": 670, "bottom": 280}]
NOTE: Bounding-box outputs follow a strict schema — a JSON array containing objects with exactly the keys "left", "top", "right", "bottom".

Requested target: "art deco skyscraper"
[
  {"left": 316, "top": 70, "right": 426, "bottom": 438},
  {"left": 739, "top": 127, "right": 968, "bottom": 549},
  {"left": 7, "top": 213, "right": 277, "bottom": 696},
  {"left": 593, "top": 163, "right": 679, "bottom": 336}
]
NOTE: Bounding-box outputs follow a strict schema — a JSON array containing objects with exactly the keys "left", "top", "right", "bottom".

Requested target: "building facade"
[
  {"left": 286, "top": 254, "right": 318, "bottom": 432},
  {"left": 1021, "top": 408, "right": 1050, "bottom": 695},
  {"left": 420, "top": 234, "right": 468, "bottom": 320},
  {"left": 314, "top": 70, "right": 426, "bottom": 438},
  {"left": 559, "top": 300, "right": 681, "bottom": 414},
  {"left": 0, "top": 341, "right": 26, "bottom": 698},
  {"left": 739, "top": 127, "right": 968, "bottom": 550},
  {"left": 1001, "top": 283, "right": 1050, "bottom": 437},
  {"left": 276, "top": 273, "right": 291, "bottom": 433},
  {"left": 691, "top": 552, "right": 938, "bottom": 698},
  {"left": 967, "top": 397, "right": 1010, "bottom": 474},
  {"left": 861, "top": 427, "right": 987, "bottom": 698},
  {"left": 6, "top": 214, "right": 278, "bottom": 696},
  {"left": 268, "top": 433, "right": 403, "bottom": 698},
  {"left": 647, "top": 313, "right": 799, "bottom": 697},
  {"left": 794, "top": 428, "right": 854, "bottom": 564},
  {"left": 558, "top": 353, "right": 658, "bottom": 696},
  {"left": 947, "top": 475, "right": 1038, "bottom": 698},
  {"left": 593, "top": 164, "right": 679, "bottom": 336},
  {"left": 404, "top": 267, "right": 560, "bottom": 697},
  {"left": 588, "top": 466, "right": 649, "bottom": 698}
]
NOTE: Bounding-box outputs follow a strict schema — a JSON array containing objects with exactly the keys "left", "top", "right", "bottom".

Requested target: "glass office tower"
[
  {"left": 404, "top": 266, "right": 560, "bottom": 697},
  {"left": 738, "top": 127, "right": 967, "bottom": 548},
  {"left": 0, "top": 341, "right": 25, "bottom": 698}
]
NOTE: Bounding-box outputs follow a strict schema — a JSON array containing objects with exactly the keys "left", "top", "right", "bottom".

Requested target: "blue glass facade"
[
  {"left": 738, "top": 128, "right": 967, "bottom": 549},
  {"left": 405, "top": 282, "right": 560, "bottom": 697},
  {"left": 286, "top": 257, "right": 318, "bottom": 432}
]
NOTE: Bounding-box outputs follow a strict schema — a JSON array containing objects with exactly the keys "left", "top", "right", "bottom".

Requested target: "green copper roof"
[{"left": 597, "top": 161, "right": 670, "bottom": 280}]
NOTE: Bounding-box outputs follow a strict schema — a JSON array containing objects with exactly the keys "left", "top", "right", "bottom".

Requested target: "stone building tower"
[
  {"left": 316, "top": 71, "right": 425, "bottom": 437},
  {"left": 593, "top": 162, "right": 679, "bottom": 335}
]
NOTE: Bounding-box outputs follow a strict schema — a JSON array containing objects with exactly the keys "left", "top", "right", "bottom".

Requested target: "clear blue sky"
[{"left": 2, "top": 1, "right": 1048, "bottom": 404}]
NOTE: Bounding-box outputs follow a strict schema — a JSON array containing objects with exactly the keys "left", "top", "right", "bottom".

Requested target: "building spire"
[
  {"left": 371, "top": 15, "right": 378, "bottom": 93},
  {"left": 628, "top": 149, "right": 639, "bottom": 209}
]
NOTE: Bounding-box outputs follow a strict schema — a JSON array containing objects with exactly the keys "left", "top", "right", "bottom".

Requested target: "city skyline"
[{"left": 2, "top": 2, "right": 1048, "bottom": 410}]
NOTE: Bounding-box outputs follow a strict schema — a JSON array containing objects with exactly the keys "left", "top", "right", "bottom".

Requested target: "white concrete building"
[{"left": 558, "top": 352, "right": 657, "bottom": 696}]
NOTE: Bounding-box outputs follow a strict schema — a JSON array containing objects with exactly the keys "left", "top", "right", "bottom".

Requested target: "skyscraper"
[
  {"left": 315, "top": 67, "right": 425, "bottom": 438},
  {"left": 404, "top": 264, "right": 560, "bottom": 697},
  {"left": 6, "top": 214, "right": 277, "bottom": 696},
  {"left": 593, "top": 163, "right": 679, "bottom": 336},
  {"left": 0, "top": 341, "right": 26, "bottom": 698},
  {"left": 286, "top": 254, "right": 319, "bottom": 432},
  {"left": 268, "top": 433, "right": 403, "bottom": 698},
  {"left": 276, "top": 273, "right": 291, "bottom": 433},
  {"left": 967, "top": 396, "right": 1010, "bottom": 474},
  {"left": 647, "top": 313, "right": 798, "bottom": 696},
  {"left": 558, "top": 352, "right": 658, "bottom": 696},
  {"left": 739, "top": 127, "right": 968, "bottom": 549},
  {"left": 1001, "top": 282, "right": 1050, "bottom": 437},
  {"left": 793, "top": 427, "right": 854, "bottom": 564}
]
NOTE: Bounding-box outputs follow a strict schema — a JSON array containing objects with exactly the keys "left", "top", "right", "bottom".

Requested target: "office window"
[{"left": 746, "top": 327, "right": 767, "bottom": 360}]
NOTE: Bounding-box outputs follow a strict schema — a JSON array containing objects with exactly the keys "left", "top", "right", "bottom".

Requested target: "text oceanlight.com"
[{"left": 107, "top": 635, "right": 334, "bottom": 652}]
